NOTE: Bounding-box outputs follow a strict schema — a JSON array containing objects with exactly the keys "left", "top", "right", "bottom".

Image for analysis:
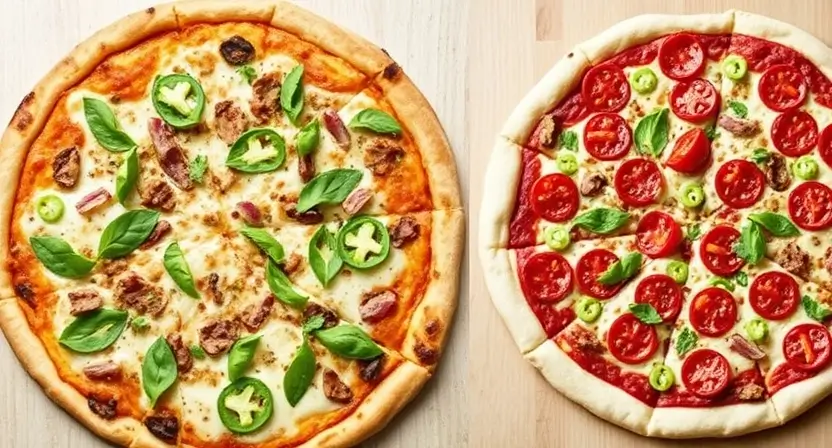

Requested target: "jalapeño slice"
[
  {"left": 217, "top": 377, "right": 274, "bottom": 434},
  {"left": 336, "top": 216, "right": 390, "bottom": 269},
  {"left": 36, "top": 195, "right": 65, "bottom": 223},
  {"left": 151, "top": 74, "right": 206, "bottom": 129},
  {"left": 225, "top": 128, "right": 287, "bottom": 173}
]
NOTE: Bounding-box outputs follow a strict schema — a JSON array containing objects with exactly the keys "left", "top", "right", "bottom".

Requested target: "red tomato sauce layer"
[
  {"left": 515, "top": 248, "right": 576, "bottom": 337},
  {"left": 657, "top": 368, "right": 766, "bottom": 407},
  {"left": 767, "top": 363, "right": 815, "bottom": 396},
  {"left": 508, "top": 148, "right": 542, "bottom": 247}
]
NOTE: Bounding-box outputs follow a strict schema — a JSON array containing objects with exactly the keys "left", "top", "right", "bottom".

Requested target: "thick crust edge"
[
  {"left": 478, "top": 137, "right": 524, "bottom": 249},
  {"left": 647, "top": 402, "right": 780, "bottom": 438},
  {"left": 770, "top": 365, "right": 832, "bottom": 424}
]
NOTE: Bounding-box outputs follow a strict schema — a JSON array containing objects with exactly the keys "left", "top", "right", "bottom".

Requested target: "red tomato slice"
[
  {"left": 783, "top": 324, "right": 832, "bottom": 372},
  {"left": 581, "top": 64, "right": 630, "bottom": 113},
  {"left": 714, "top": 159, "right": 765, "bottom": 209},
  {"left": 634, "top": 274, "right": 683, "bottom": 323},
  {"left": 553, "top": 90, "right": 590, "bottom": 127},
  {"left": 759, "top": 64, "right": 808, "bottom": 112},
  {"left": 788, "top": 181, "right": 832, "bottom": 231},
  {"left": 666, "top": 128, "right": 711, "bottom": 174},
  {"left": 681, "top": 349, "right": 731, "bottom": 398},
  {"left": 576, "top": 249, "right": 623, "bottom": 299},
  {"left": 749, "top": 271, "right": 800, "bottom": 320},
  {"left": 583, "top": 113, "right": 632, "bottom": 161},
  {"left": 670, "top": 79, "right": 719, "bottom": 123},
  {"left": 606, "top": 313, "right": 659, "bottom": 365},
  {"left": 689, "top": 287, "right": 738, "bottom": 337},
  {"left": 636, "top": 211, "right": 683, "bottom": 258},
  {"left": 530, "top": 173, "right": 579, "bottom": 223},
  {"left": 771, "top": 110, "right": 819, "bottom": 157},
  {"left": 659, "top": 33, "right": 705, "bottom": 80},
  {"left": 700, "top": 225, "right": 744, "bottom": 276},
  {"left": 614, "top": 159, "right": 663, "bottom": 207},
  {"left": 519, "top": 251, "right": 574, "bottom": 303},
  {"left": 819, "top": 124, "right": 832, "bottom": 169}
]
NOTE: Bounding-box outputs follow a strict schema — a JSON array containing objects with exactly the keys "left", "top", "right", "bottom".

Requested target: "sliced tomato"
[
  {"left": 689, "top": 287, "right": 738, "bottom": 337},
  {"left": 576, "top": 249, "right": 623, "bottom": 299},
  {"left": 583, "top": 113, "right": 632, "bottom": 160},
  {"left": 658, "top": 33, "right": 705, "bottom": 80},
  {"left": 606, "top": 313, "right": 659, "bottom": 365},
  {"left": 552, "top": 90, "right": 590, "bottom": 127},
  {"left": 636, "top": 211, "right": 683, "bottom": 258},
  {"left": 783, "top": 324, "right": 832, "bottom": 372},
  {"left": 581, "top": 64, "right": 630, "bottom": 113},
  {"left": 771, "top": 110, "right": 818, "bottom": 157},
  {"left": 819, "top": 124, "right": 832, "bottom": 169},
  {"left": 670, "top": 79, "right": 719, "bottom": 123},
  {"left": 681, "top": 349, "right": 731, "bottom": 398},
  {"left": 749, "top": 271, "right": 800, "bottom": 320},
  {"left": 666, "top": 128, "right": 711, "bottom": 174},
  {"left": 634, "top": 274, "right": 683, "bottom": 323},
  {"left": 714, "top": 159, "right": 765, "bottom": 209},
  {"left": 530, "top": 173, "right": 579, "bottom": 223},
  {"left": 759, "top": 64, "right": 808, "bottom": 112},
  {"left": 788, "top": 181, "right": 832, "bottom": 231},
  {"left": 700, "top": 226, "right": 744, "bottom": 276},
  {"left": 519, "top": 251, "right": 574, "bottom": 303},
  {"left": 614, "top": 159, "right": 663, "bottom": 207}
]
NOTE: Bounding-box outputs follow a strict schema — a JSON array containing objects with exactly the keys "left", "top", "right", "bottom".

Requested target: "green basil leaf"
[
  {"left": 308, "top": 225, "right": 343, "bottom": 287},
  {"left": 189, "top": 344, "right": 206, "bottom": 360},
  {"left": 83, "top": 98, "right": 137, "bottom": 152},
  {"left": 30, "top": 236, "right": 96, "bottom": 278},
  {"left": 734, "top": 271, "right": 749, "bottom": 287},
  {"left": 266, "top": 260, "right": 308, "bottom": 308},
  {"left": 283, "top": 338, "right": 316, "bottom": 407},
  {"left": 675, "top": 327, "right": 698, "bottom": 357},
  {"left": 733, "top": 221, "right": 765, "bottom": 265},
  {"left": 236, "top": 65, "right": 257, "bottom": 85},
  {"left": 686, "top": 224, "right": 702, "bottom": 241},
  {"left": 571, "top": 208, "right": 630, "bottom": 234},
  {"left": 189, "top": 154, "right": 208, "bottom": 183},
  {"left": 302, "top": 315, "right": 326, "bottom": 334},
  {"left": 297, "top": 169, "right": 363, "bottom": 213},
  {"left": 115, "top": 148, "right": 139, "bottom": 204},
  {"left": 314, "top": 324, "right": 383, "bottom": 359},
  {"left": 634, "top": 108, "right": 669, "bottom": 157},
  {"left": 348, "top": 109, "right": 402, "bottom": 136},
  {"left": 98, "top": 210, "right": 160, "bottom": 259},
  {"left": 749, "top": 148, "right": 770, "bottom": 164},
  {"left": 58, "top": 308, "right": 128, "bottom": 353},
  {"left": 228, "top": 334, "right": 261, "bottom": 382},
  {"left": 296, "top": 120, "right": 320, "bottom": 157},
  {"left": 142, "top": 337, "right": 178, "bottom": 408},
  {"left": 704, "top": 123, "right": 719, "bottom": 141},
  {"left": 802, "top": 295, "right": 832, "bottom": 322},
  {"left": 240, "top": 227, "right": 284, "bottom": 264},
  {"left": 748, "top": 212, "right": 800, "bottom": 237},
  {"left": 558, "top": 130, "right": 578, "bottom": 151},
  {"left": 280, "top": 65, "right": 304, "bottom": 124},
  {"left": 226, "top": 128, "right": 287, "bottom": 173},
  {"left": 597, "top": 252, "right": 642, "bottom": 285},
  {"left": 628, "top": 303, "right": 662, "bottom": 325},
  {"left": 163, "top": 242, "right": 199, "bottom": 298},
  {"left": 728, "top": 100, "right": 749, "bottom": 119}
]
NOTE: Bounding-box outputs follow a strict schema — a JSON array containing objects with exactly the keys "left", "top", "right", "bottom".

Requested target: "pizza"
[
  {"left": 0, "top": 2, "right": 462, "bottom": 447},
  {"left": 479, "top": 10, "right": 832, "bottom": 437}
]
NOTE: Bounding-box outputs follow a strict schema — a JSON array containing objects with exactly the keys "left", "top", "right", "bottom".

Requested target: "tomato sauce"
[
  {"left": 658, "top": 367, "right": 766, "bottom": 407},
  {"left": 767, "top": 363, "right": 814, "bottom": 396},
  {"left": 508, "top": 148, "right": 542, "bottom": 248},
  {"left": 515, "top": 248, "right": 576, "bottom": 337}
]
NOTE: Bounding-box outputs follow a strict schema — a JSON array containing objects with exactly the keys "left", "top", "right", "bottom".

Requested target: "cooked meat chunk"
[
  {"left": 579, "top": 172, "right": 608, "bottom": 197},
  {"left": 250, "top": 72, "right": 281, "bottom": 124},
  {"left": 763, "top": 153, "right": 791, "bottom": 192},
  {"left": 219, "top": 35, "right": 255, "bottom": 65},
  {"left": 285, "top": 204, "right": 324, "bottom": 225},
  {"left": 298, "top": 153, "right": 316, "bottom": 182},
  {"left": 88, "top": 397, "right": 118, "bottom": 420},
  {"left": 358, "top": 355, "right": 386, "bottom": 383},
  {"left": 214, "top": 100, "right": 249, "bottom": 144},
  {"left": 166, "top": 334, "right": 193, "bottom": 374},
  {"left": 322, "top": 109, "right": 350, "bottom": 150},
  {"left": 282, "top": 253, "right": 303, "bottom": 276},
  {"left": 303, "top": 303, "right": 338, "bottom": 329},
  {"left": 572, "top": 328, "right": 604, "bottom": 352},
  {"left": 364, "top": 141, "right": 404, "bottom": 176},
  {"left": 737, "top": 383, "right": 765, "bottom": 401},
  {"left": 322, "top": 369, "right": 353, "bottom": 403},
  {"left": 115, "top": 272, "right": 167, "bottom": 316},
  {"left": 140, "top": 179, "right": 176, "bottom": 212},
  {"left": 83, "top": 361, "right": 122, "bottom": 381},
  {"left": 389, "top": 216, "right": 420, "bottom": 248},
  {"left": 239, "top": 296, "right": 275, "bottom": 332},
  {"left": 145, "top": 415, "right": 179, "bottom": 443},
  {"left": 359, "top": 290, "right": 398, "bottom": 323},
  {"left": 825, "top": 247, "right": 832, "bottom": 275},
  {"left": 774, "top": 242, "right": 810, "bottom": 280},
  {"left": 68, "top": 289, "right": 102, "bottom": 315},
  {"left": 204, "top": 273, "right": 223, "bottom": 305},
  {"left": 199, "top": 319, "right": 240, "bottom": 356},
  {"left": 148, "top": 118, "right": 193, "bottom": 190},
  {"left": 718, "top": 114, "right": 761, "bottom": 137},
  {"left": 140, "top": 220, "right": 172, "bottom": 249},
  {"left": 534, "top": 115, "right": 558, "bottom": 149},
  {"left": 382, "top": 62, "right": 401, "bottom": 80},
  {"left": 52, "top": 146, "right": 80, "bottom": 188},
  {"left": 75, "top": 188, "right": 112, "bottom": 215},
  {"left": 342, "top": 188, "right": 372, "bottom": 216},
  {"left": 100, "top": 259, "right": 129, "bottom": 277}
]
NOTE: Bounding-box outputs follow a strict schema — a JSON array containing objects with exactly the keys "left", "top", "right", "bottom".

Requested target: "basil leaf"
[
  {"left": 296, "top": 120, "right": 320, "bottom": 157},
  {"left": 189, "top": 154, "right": 208, "bottom": 183},
  {"left": 283, "top": 338, "right": 316, "bottom": 407},
  {"left": 308, "top": 226, "right": 343, "bottom": 287},
  {"left": 597, "top": 252, "right": 642, "bottom": 285},
  {"left": 141, "top": 337, "right": 178, "bottom": 408},
  {"left": 98, "top": 210, "right": 160, "bottom": 259},
  {"left": 58, "top": 308, "right": 128, "bottom": 353},
  {"left": 240, "top": 227, "right": 284, "bottom": 264},
  {"left": 634, "top": 108, "right": 669, "bottom": 157},
  {"left": 266, "top": 260, "right": 308, "bottom": 308},
  {"left": 314, "top": 324, "right": 383, "bottom": 359},
  {"left": 628, "top": 303, "right": 662, "bottom": 325},
  {"left": 302, "top": 315, "right": 326, "bottom": 334},
  {"left": 82, "top": 98, "right": 136, "bottom": 152},
  {"left": 802, "top": 295, "right": 832, "bottom": 322},
  {"left": 728, "top": 100, "right": 749, "bottom": 119},
  {"left": 675, "top": 327, "right": 698, "bottom": 357},
  {"left": 704, "top": 123, "right": 719, "bottom": 141},
  {"left": 348, "top": 109, "right": 401, "bottom": 136},
  {"left": 228, "top": 334, "right": 261, "bottom": 382},
  {"left": 189, "top": 344, "right": 206, "bottom": 360},
  {"left": 236, "top": 65, "right": 257, "bottom": 85},
  {"left": 708, "top": 276, "right": 735, "bottom": 292},
  {"left": 749, "top": 148, "right": 770, "bottom": 164},
  {"left": 571, "top": 208, "right": 630, "bottom": 234},
  {"left": 30, "top": 236, "right": 96, "bottom": 278},
  {"left": 748, "top": 212, "right": 800, "bottom": 237},
  {"left": 297, "top": 169, "right": 363, "bottom": 213},
  {"left": 559, "top": 130, "right": 578, "bottom": 151},
  {"left": 280, "top": 65, "right": 304, "bottom": 124},
  {"left": 734, "top": 271, "right": 749, "bottom": 287},
  {"left": 733, "top": 221, "right": 765, "bottom": 265},
  {"left": 686, "top": 224, "right": 702, "bottom": 241},
  {"left": 115, "top": 148, "right": 139, "bottom": 204},
  {"left": 163, "top": 242, "right": 199, "bottom": 298}
]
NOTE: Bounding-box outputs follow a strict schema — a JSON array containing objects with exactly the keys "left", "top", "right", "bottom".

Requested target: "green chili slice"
[
  {"left": 666, "top": 261, "right": 689, "bottom": 284},
  {"left": 556, "top": 152, "right": 578, "bottom": 175},
  {"left": 793, "top": 156, "right": 819, "bottom": 180},
  {"left": 36, "top": 195, "right": 65, "bottom": 223},
  {"left": 629, "top": 67, "right": 658, "bottom": 94},
  {"left": 744, "top": 318, "right": 769, "bottom": 343},
  {"left": 544, "top": 225, "right": 571, "bottom": 251},
  {"left": 151, "top": 74, "right": 206, "bottom": 129},
  {"left": 649, "top": 364, "right": 675, "bottom": 391},
  {"left": 225, "top": 128, "right": 287, "bottom": 173},
  {"left": 708, "top": 276, "right": 735, "bottom": 292},
  {"left": 335, "top": 216, "right": 390, "bottom": 269},
  {"left": 217, "top": 377, "right": 274, "bottom": 434},
  {"left": 679, "top": 182, "right": 705, "bottom": 208},
  {"left": 575, "top": 297, "right": 602, "bottom": 323},
  {"left": 722, "top": 55, "right": 748, "bottom": 80}
]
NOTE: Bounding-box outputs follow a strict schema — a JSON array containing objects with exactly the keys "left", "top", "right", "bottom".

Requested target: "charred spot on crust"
[
  {"left": 425, "top": 318, "right": 441, "bottom": 337},
  {"left": 567, "top": 52, "right": 574, "bottom": 58},
  {"left": 87, "top": 396, "right": 117, "bottom": 420},
  {"left": 414, "top": 341, "right": 437, "bottom": 365},
  {"left": 12, "top": 92, "right": 35, "bottom": 131},
  {"left": 146, "top": 6, "right": 155, "bottom": 14},
  {"left": 383, "top": 63, "right": 401, "bottom": 81}
]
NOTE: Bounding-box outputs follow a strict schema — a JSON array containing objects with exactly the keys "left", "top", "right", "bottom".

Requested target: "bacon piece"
[
  {"left": 322, "top": 369, "right": 353, "bottom": 403},
  {"left": 140, "top": 179, "right": 176, "bottom": 212},
  {"left": 342, "top": 188, "right": 372, "bottom": 216},
  {"left": 718, "top": 114, "right": 761, "bottom": 137},
  {"left": 83, "top": 361, "right": 122, "bottom": 381},
  {"left": 68, "top": 289, "right": 102, "bottom": 315},
  {"left": 389, "top": 216, "right": 420, "bottom": 248},
  {"left": 140, "top": 220, "right": 172, "bottom": 250},
  {"left": 729, "top": 334, "right": 766, "bottom": 360},
  {"left": 359, "top": 290, "right": 398, "bottom": 323},
  {"left": 323, "top": 109, "right": 350, "bottom": 150},
  {"left": 148, "top": 118, "right": 193, "bottom": 191},
  {"left": 52, "top": 146, "right": 80, "bottom": 188},
  {"left": 234, "top": 201, "right": 262, "bottom": 226},
  {"left": 75, "top": 188, "right": 112, "bottom": 214}
]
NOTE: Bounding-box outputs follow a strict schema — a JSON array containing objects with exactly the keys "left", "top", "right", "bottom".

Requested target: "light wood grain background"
[
  {"left": 0, "top": 1, "right": 468, "bottom": 447},
  {"left": 469, "top": 0, "right": 832, "bottom": 447}
]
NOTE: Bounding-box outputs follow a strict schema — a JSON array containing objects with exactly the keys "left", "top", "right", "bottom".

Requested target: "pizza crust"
[
  {"left": 647, "top": 402, "right": 780, "bottom": 438},
  {"left": 770, "top": 366, "right": 832, "bottom": 424},
  {"left": 478, "top": 137, "right": 524, "bottom": 248}
]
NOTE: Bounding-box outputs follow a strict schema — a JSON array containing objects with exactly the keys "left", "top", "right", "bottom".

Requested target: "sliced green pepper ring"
[
  {"left": 217, "top": 377, "right": 274, "bottom": 434},
  {"left": 544, "top": 225, "right": 571, "bottom": 251},
  {"left": 556, "top": 152, "right": 578, "bottom": 175},
  {"left": 649, "top": 364, "right": 675, "bottom": 391},
  {"left": 36, "top": 195, "right": 65, "bottom": 223},
  {"left": 708, "top": 276, "right": 735, "bottom": 292},
  {"left": 722, "top": 55, "right": 748, "bottom": 80},
  {"left": 225, "top": 128, "right": 287, "bottom": 173},
  {"left": 793, "top": 156, "right": 819, "bottom": 180},
  {"left": 745, "top": 318, "right": 769, "bottom": 343},
  {"left": 666, "top": 261, "right": 689, "bottom": 284},
  {"left": 679, "top": 183, "right": 705, "bottom": 208},
  {"left": 152, "top": 74, "right": 206, "bottom": 129},
  {"left": 629, "top": 67, "right": 658, "bottom": 94},
  {"left": 336, "top": 216, "right": 391, "bottom": 269},
  {"left": 575, "top": 297, "right": 602, "bottom": 323}
]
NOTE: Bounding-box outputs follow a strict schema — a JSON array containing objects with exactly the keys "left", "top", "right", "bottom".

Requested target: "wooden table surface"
[
  {"left": 0, "top": 1, "right": 468, "bottom": 447},
  {"left": 469, "top": 0, "right": 832, "bottom": 447}
]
